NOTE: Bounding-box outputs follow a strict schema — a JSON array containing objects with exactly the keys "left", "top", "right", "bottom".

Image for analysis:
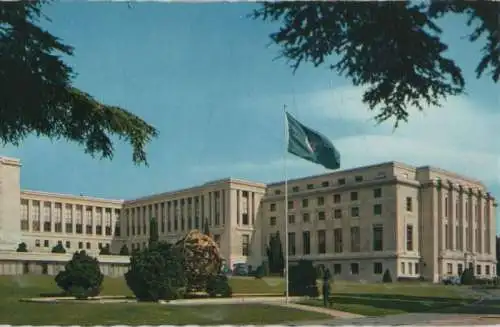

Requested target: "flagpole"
[{"left": 283, "top": 104, "right": 289, "bottom": 304}]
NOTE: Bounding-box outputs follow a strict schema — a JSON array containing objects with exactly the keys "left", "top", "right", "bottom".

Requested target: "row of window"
[
  {"left": 442, "top": 194, "right": 491, "bottom": 225},
  {"left": 269, "top": 203, "right": 386, "bottom": 226},
  {"left": 446, "top": 262, "right": 494, "bottom": 276},
  {"left": 34, "top": 239, "right": 109, "bottom": 250},
  {"left": 271, "top": 172, "right": 388, "bottom": 195},
  {"left": 269, "top": 188, "right": 393, "bottom": 211},
  {"left": 281, "top": 224, "right": 394, "bottom": 256},
  {"left": 400, "top": 261, "right": 419, "bottom": 275},
  {"left": 21, "top": 221, "right": 120, "bottom": 236},
  {"left": 124, "top": 191, "right": 255, "bottom": 236},
  {"left": 330, "top": 261, "right": 387, "bottom": 275},
  {"left": 443, "top": 223, "right": 491, "bottom": 254}
]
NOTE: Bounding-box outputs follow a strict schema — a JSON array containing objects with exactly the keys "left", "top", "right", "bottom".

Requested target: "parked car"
[
  {"left": 442, "top": 275, "right": 461, "bottom": 285},
  {"left": 232, "top": 263, "right": 249, "bottom": 276}
]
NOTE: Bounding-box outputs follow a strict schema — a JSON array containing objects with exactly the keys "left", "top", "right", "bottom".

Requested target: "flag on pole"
[{"left": 286, "top": 112, "right": 341, "bottom": 170}]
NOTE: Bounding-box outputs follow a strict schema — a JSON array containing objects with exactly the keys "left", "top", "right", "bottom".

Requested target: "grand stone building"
[{"left": 0, "top": 156, "right": 496, "bottom": 282}]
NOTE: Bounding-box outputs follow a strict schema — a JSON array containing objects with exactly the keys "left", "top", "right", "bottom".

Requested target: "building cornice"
[{"left": 21, "top": 190, "right": 124, "bottom": 206}]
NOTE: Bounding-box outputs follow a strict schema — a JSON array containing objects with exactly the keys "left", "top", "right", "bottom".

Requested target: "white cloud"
[{"left": 191, "top": 85, "right": 500, "bottom": 185}]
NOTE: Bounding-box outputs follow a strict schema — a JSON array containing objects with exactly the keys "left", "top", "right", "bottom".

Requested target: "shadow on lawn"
[{"left": 327, "top": 293, "right": 483, "bottom": 314}]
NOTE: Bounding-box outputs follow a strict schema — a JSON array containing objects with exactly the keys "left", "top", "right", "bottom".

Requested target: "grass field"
[
  {"left": 301, "top": 281, "right": 500, "bottom": 316},
  {"left": 0, "top": 275, "right": 326, "bottom": 325}
]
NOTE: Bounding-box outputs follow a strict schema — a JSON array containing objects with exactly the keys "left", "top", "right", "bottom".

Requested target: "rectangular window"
[
  {"left": 338, "top": 178, "right": 346, "bottom": 185},
  {"left": 242, "top": 235, "right": 249, "bottom": 256},
  {"left": 270, "top": 203, "right": 276, "bottom": 212},
  {"left": 288, "top": 214, "right": 295, "bottom": 224},
  {"left": 317, "top": 230, "right": 326, "bottom": 254},
  {"left": 350, "top": 192, "right": 358, "bottom": 201},
  {"left": 406, "top": 225, "right": 413, "bottom": 251},
  {"left": 333, "top": 264, "right": 342, "bottom": 275},
  {"left": 401, "top": 262, "right": 405, "bottom": 274},
  {"left": 317, "top": 196, "right": 325, "bottom": 206},
  {"left": 351, "top": 207, "right": 359, "bottom": 217},
  {"left": 373, "top": 262, "right": 383, "bottom": 274},
  {"left": 321, "top": 181, "right": 329, "bottom": 187},
  {"left": 350, "top": 227, "right": 360, "bottom": 252},
  {"left": 350, "top": 263, "right": 359, "bottom": 275},
  {"left": 486, "top": 265, "right": 490, "bottom": 275},
  {"left": 406, "top": 197, "right": 413, "bottom": 212},
  {"left": 43, "top": 202, "right": 51, "bottom": 232},
  {"left": 303, "top": 213, "right": 310, "bottom": 223},
  {"left": 447, "top": 263, "right": 453, "bottom": 275},
  {"left": 302, "top": 231, "right": 311, "bottom": 255},
  {"left": 373, "top": 188, "right": 382, "bottom": 198},
  {"left": 457, "top": 264, "right": 463, "bottom": 275},
  {"left": 334, "top": 209, "right": 342, "bottom": 219},
  {"left": 444, "top": 197, "right": 449, "bottom": 218},
  {"left": 288, "top": 201, "right": 294, "bottom": 209},
  {"left": 269, "top": 217, "right": 277, "bottom": 226},
  {"left": 477, "top": 264, "right": 482, "bottom": 275},
  {"left": 334, "top": 228, "right": 343, "bottom": 253},
  {"left": 373, "top": 204, "right": 382, "bottom": 215},
  {"left": 307, "top": 184, "right": 314, "bottom": 190},
  {"left": 302, "top": 199, "right": 309, "bottom": 208},
  {"left": 333, "top": 194, "right": 341, "bottom": 203},
  {"left": 292, "top": 186, "right": 299, "bottom": 193},
  {"left": 288, "top": 232, "right": 296, "bottom": 256},
  {"left": 354, "top": 176, "right": 363, "bottom": 182},
  {"left": 373, "top": 224, "right": 384, "bottom": 251},
  {"left": 317, "top": 211, "right": 326, "bottom": 221}
]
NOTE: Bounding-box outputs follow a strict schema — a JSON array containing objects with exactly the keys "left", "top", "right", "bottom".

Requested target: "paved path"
[{"left": 294, "top": 313, "right": 500, "bottom": 326}]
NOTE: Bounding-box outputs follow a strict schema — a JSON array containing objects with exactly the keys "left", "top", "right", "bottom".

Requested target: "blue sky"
[{"left": 2, "top": 3, "right": 499, "bottom": 232}]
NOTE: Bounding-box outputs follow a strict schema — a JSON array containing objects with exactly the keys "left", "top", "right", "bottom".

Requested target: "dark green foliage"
[
  {"left": 51, "top": 243, "right": 66, "bottom": 254},
  {"left": 382, "top": 269, "right": 393, "bottom": 283},
  {"left": 148, "top": 217, "right": 159, "bottom": 247},
  {"left": 125, "top": 242, "right": 187, "bottom": 302},
  {"left": 0, "top": 2, "right": 157, "bottom": 165},
  {"left": 55, "top": 250, "right": 103, "bottom": 299},
  {"left": 289, "top": 260, "right": 319, "bottom": 297},
  {"left": 251, "top": 2, "right": 499, "bottom": 126},
  {"left": 202, "top": 218, "right": 210, "bottom": 236},
  {"left": 206, "top": 274, "right": 232, "bottom": 298},
  {"left": 460, "top": 268, "right": 475, "bottom": 285},
  {"left": 99, "top": 244, "right": 111, "bottom": 255},
  {"left": 266, "top": 232, "right": 285, "bottom": 275},
  {"left": 16, "top": 242, "right": 28, "bottom": 252},
  {"left": 119, "top": 244, "right": 129, "bottom": 256},
  {"left": 254, "top": 262, "right": 269, "bottom": 279}
]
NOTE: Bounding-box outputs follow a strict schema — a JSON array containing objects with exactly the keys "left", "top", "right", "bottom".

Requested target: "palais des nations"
[{"left": 0, "top": 156, "right": 496, "bottom": 282}]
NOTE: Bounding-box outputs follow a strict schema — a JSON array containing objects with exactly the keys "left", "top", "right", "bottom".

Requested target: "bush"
[
  {"left": 382, "top": 269, "right": 392, "bottom": 283},
  {"left": 254, "top": 262, "right": 269, "bottom": 279},
  {"left": 125, "top": 242, "right": 187, "bottom": 302},
  {"left": 460, "top": 268, "right": 475, "bottom": 285},
  {"left": 51, "top": 243, "right": 66, "bottom": 254},
  {"left": 289, "top": 260, "right": 319, "bottom": 297},
  {"left": 206, "top": 274, "right": 232, "bottom": 298},
  {"left": 55, "top": 250, "right": 103, "bottom": 299},
  {"left": 119, "top": 244, "right": 129, "bottom": 255},
  {"left": 16, "top": 242, "right": 28, "bottom": 252}
]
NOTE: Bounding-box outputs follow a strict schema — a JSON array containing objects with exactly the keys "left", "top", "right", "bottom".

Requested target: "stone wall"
[{"left": 0, "top": 251, "right": 130, "bottom": 277}]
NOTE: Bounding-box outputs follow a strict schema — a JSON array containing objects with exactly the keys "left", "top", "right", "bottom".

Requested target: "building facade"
[{"left": 0, "top": 156, "right": 496, "bottom": 282}]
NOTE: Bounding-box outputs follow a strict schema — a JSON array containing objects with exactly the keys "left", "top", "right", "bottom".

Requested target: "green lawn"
[
  {"left": 0, "top": 275, "right": 324, "bottom": 325},
  {"left": 301, "top": 281, "right": 495, "bottom": 316}
]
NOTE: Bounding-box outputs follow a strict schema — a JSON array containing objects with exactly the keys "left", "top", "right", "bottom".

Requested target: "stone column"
[
  {"left": 50, "top": 202, "right": 55, "bottom": 233},
  {"left": 448, "top": 183, "right": 455, "bottom": 250},
  {"left": 469, "top": 191, "right": 476, "bottom": 254}
]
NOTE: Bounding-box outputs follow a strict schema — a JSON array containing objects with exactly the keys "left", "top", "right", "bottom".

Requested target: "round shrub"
[
  {"left": 206, "top": 274, "right": 232, "bottom": 298},
  {"left": 55, "top": 250, "right": 103, "bottom": 299},
  {"left": 125, "top": 242, "right": 187, "bottom": 302}
]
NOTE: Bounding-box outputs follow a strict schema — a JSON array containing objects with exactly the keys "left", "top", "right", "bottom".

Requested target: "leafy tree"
[
  {"left": 125, "top": 242, "right": 187, "bottom": 301},
  {"left": 289, "top": 260, "right": 319, "bottom": 297},
  {"left": 16, "top": 242, "right": 28, "bottom": 252},
  {"left": 119, "top": 244, "right": 130, "bottom": 256},
  {"left": 382, "top": 269, "right": 393, "bottom": 283},
  {"left": 0, "top": 2, "right": 157, "bottom": 165},
  {"left": 55, "top": 250, "right": 104, "bottom": 299},
  {"left": 252, "top": 1, "right": 499, "bottom": 126},
  {"left": 51, "top": 243, "right": 66, "bottom": 254},
  {"left": 148, "top": 217, "right": 159, "bottom": 247},
  {"left": 266, "top": 232, "right": 284, "bottom": 275},
  {"left": 99, "top": 244, "right": 111, "bottom": 255}
]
